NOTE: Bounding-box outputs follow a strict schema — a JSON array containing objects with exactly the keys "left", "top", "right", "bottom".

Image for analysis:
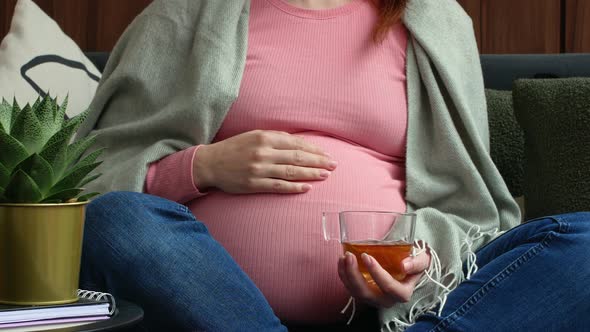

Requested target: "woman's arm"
[
  {"left": 144, "top": 146, "right": 206, "bottom": 203},
  {"left": 75, "top": 2, "right": 252, "bottom": 195},
  {"left": 79, "top": 2, "right": 336, "bottom": 200},
  {"left": 145, "top": 130, "right": 338, "bottom": 203}
]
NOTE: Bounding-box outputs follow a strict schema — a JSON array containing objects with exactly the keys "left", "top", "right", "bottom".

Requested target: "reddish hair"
[{"left": 372, "top": 0, "right": 408, "bottom": 42}]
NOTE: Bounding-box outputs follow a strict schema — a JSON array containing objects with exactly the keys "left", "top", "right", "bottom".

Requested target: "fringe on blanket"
[
  {"left": 340, "top": 225, "right": 502, "bottom": 332},
  {"left": 381, "top": 225, "right": 501, "bottom": 332}
]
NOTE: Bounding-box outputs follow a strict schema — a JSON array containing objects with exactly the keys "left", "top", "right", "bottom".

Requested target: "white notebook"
[{"left": 0, "top": 289, "right": 116, "bottom": 326}]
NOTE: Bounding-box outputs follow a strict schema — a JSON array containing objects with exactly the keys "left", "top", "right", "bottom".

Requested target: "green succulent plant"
[{"left": 0, "top": 95, "right": 102, "bottom": 203}]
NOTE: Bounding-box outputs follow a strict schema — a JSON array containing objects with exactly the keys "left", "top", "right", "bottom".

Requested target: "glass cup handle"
[{"left": 322, "top": 212, "right": 340, "bottom": 242}]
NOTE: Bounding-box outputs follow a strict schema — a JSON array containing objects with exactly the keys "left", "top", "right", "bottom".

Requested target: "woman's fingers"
[
  {"left": 263, "top": 164, "right": 331, "bottom": 181},
  {"left": 249, "top": 178, "right": 312, "bottom": 194},
  {"left": 255, "top": 130, "right": 329, "bottom": 156},
  {"left": 338, "top": 251, "right": 432, "bottom": 309},
  {"left": 255, "top": 131, "right": 337, "bottom": 170},
  {"left": 199, "top": 130, "right": 338, "bottom": 194},
  {"left": 337, "top": 255, "right": 353, "bottom": 290},
  {"left": 361, "top": 253, "right": 413, "bottom": 304},
  {"left": 269, "top": 149, "right": 337, "bottom": 170},
  {"left": 402, "top": 272, "right": 425, "bottom": 290},
  {"left": 402, "top": 251, "right": 431, "bottom": 275},
  {"left": 248, "top": 131, "right": 338, "bottom": 183},
  {"left": 343, "top": 253, "right": 376, "bottom": 301},
  {"left": 341, "top": 253, "right": 399, "bottom": 308}
]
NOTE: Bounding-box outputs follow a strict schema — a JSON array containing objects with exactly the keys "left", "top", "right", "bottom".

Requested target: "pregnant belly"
[{"left": 188, "top": 135, "right": 406, "bottom": 323}]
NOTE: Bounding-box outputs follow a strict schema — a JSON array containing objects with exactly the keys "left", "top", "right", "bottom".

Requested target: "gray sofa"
[
  {"left": 86, "top": 52, "right": 590, "bottom": 92},
  {"left": 480, "top": 53, "right": 590, "bottom": 90},
  {"left": 83, "top": 52, "right": 590, "bottom": 331}
]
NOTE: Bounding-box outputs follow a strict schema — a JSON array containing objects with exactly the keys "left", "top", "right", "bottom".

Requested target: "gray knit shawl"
[{"left": 77, "top": 0, "right": 521, "bottom": 329}]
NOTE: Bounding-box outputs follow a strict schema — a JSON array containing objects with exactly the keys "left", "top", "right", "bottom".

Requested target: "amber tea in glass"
[
  {"left": 322, "top": 211, "right": 416, "bottom": 287},
  {"left": 343, "top": 240, "right": 413, "bottom": 287}
]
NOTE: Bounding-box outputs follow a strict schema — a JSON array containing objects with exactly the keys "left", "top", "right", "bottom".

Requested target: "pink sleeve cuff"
[{"left": 145, "top": 145, "right": 208, "bottom": 203}]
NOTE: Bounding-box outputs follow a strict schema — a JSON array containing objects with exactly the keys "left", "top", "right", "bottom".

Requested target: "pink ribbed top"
[{"left": 146, "top": 0, "right": 408, "bottom": 323}]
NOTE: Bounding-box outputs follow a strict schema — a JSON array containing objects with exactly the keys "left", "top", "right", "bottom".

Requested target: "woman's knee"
[
  {"left": 87, "top": 191, "right": 143, "bottom": 218},
  {"left": 528, "top": 212, "right": 590, "bottom": 242},
  {"left": 87, "top": 191, "right": 192, "bottom": 225},
  {"left": 550, "top": 212, "right": 590, "bottom": 276},
  {"left": 83, "top": 192, "right": 179, "bottom": 269},
  {"left": 86, "top": 192, "right": 169, "bottom": 247},
  {"left": 84, "top": 191, "right": 205, "bottom": 248},
  {"left": 87, "top": 191, "right": 169, "bottom": 216},
  {"left": 552, "top": 211, "right": 590, "bottom": 240}
]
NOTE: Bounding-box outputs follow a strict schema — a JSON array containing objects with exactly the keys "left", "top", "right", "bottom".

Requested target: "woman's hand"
[
  {"left": 337, "top": 250, "right": 431, "bottom": 308},
  {"left": 193, "top": 130, "right": 337, "bottom": 194}
]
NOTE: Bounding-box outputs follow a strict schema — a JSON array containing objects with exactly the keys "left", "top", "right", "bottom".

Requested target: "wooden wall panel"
[
  {"left": 1, "top": 0, "right": 586, "bottom": 54},
  {"left": 0, "top": 0, "right": 18, "bottom": 38},
  {"left": 481, "top": 0, "right": 561, "bottom": 54},
  {"left": 51, "top": 0, "right": 90, "bottom": 50},
  {"left": 0, "top": 0, "right": 151, "bottom": 52},
  {"left": 457, "top": 0, "right": 482, "bottom": 51},
  {"left": 566, "top": 0, "right": 590, "bottom": 53},
  {"left": 86, "top": 0, "right": 152, "bottom": 51}
]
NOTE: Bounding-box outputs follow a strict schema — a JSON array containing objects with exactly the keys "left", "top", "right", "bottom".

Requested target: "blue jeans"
[
  {"left": 79, "top": 192, "right": 287, "bottom": 332},
  {"left": 409, "top": 211, "right": 590, "bottom": 331},
  {"left": 81, "top": 192, "right": 590, "bottom": 331}
]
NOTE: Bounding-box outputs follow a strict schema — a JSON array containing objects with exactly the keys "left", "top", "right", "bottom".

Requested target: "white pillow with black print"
[{"left": 0, "top": 0, "right": 101, "bottom": 119}]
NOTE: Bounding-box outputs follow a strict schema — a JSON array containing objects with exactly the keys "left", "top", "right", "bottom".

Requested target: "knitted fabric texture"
[
  {"left": 513, "top": 78, "right": 590, "bottom": 220},
  {"left": 485, "top": 89, "right": 525, "bottom": 197}
]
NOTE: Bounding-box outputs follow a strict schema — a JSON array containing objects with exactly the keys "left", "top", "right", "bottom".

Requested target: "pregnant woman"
[{"left": 78, "top": 0, "right": 590, "bottom": 331}]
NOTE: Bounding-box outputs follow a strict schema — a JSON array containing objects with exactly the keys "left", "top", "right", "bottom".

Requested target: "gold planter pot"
[{"left": 0, "top": 201, "right": 87, "bottom": 305}]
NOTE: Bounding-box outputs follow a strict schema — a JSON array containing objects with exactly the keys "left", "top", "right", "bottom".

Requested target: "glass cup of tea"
[{"left": 322, "top": 211, "right": 417, "bottom": 288}]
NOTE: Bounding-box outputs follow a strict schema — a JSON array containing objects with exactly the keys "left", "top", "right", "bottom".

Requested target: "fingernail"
[
  {"left": 301, "top": 184, "right": 312, "bottom": 192},
  {"left": 345, "top": 251, "right": 354, "bottom": 265},
  {"left": 361, "top": 253, "right": 372, "bottom": 267},
  {"left": 328, "top": 161, "right": 338, "bottom": 169},
  {"left": 320, "top": 170, "right": 331, "bottom": 178}
]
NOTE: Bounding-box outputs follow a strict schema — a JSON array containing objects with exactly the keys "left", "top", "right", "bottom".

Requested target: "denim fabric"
[
  {"left": 79, "top": 191, "right": 287, "bottom": 332},
  {"left": 81, "top": 191, "right": 590, "bottom": 331},
  {"left": 409, "top": 212, "right": 590, "bottom": 331}
]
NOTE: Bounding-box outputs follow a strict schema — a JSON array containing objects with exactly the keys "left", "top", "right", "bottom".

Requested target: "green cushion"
[
  {"left": 513, "top": 78, "right": 590, "bottom": 219},
  {"left": 485, "top": 89, "right": 524, "bottom": 197}
]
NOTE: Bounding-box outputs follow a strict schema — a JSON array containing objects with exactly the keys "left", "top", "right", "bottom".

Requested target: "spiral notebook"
[{"left": 0, "top": 289, "right": 116, "bottom": 326}]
